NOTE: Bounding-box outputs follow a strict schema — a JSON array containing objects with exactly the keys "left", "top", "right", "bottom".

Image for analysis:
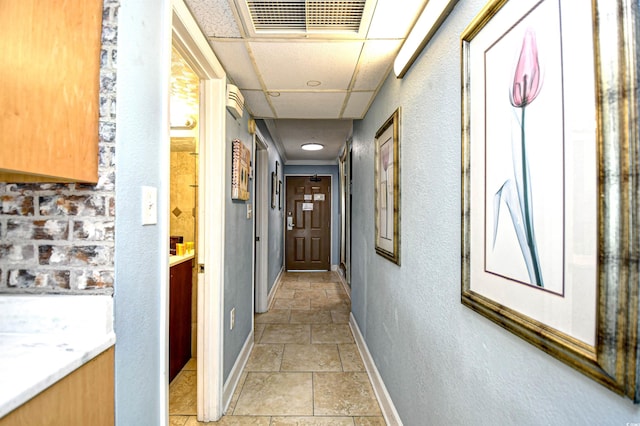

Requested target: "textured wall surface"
[
  {"left": 114, "top": 0, "right": 171, "bottom": 424},
  {"left": 350, "top": 1, "right": 640, "bottom": 425},
  {"left": 224, "top": 111, "right": 255, "bottom": 381},
  {"left": 0, "top": 1, "right": 118, "bottom": 293}
]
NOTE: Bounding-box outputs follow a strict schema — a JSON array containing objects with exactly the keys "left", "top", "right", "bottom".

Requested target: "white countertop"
[
  {"left": 170, "top": 252, "right": 195, "bottom": 267},
  {"left": 0, "top": 295, "right": 115, "bottom": 419}
]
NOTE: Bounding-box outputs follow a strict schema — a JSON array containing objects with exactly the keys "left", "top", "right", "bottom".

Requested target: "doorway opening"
[
  {"left": 253, "top": 134, "right": 269, "bottom": 313},
  {"left": 169, "top": 46, "right": 199, "bottom": 384},
  {"left": 170, "top": 1, "right": 228, "bottom": 422}
]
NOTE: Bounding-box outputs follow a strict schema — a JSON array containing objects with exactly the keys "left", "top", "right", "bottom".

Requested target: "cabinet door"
[
  {"left": 0, "top": 0, "right": 102, "bottom": 182},
  {"left": 0, "top": 347, "right": 114, "bottom": 426},
  {"left": 169, "top": 260, "right": 193, "bottom": 382}
]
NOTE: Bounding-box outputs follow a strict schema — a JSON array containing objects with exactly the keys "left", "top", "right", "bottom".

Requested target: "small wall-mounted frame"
[
  {"left": 278, "top": 180, "right": 283, "bottom": 210},
  {"left": 374, "top": 108, "right": 400, "bottom": 265},
  {"left": 271, "top": 171, "right": 277, "bottom": 209},
  {"left": 461, "top": 0, "right": 640, "bottom": 403},
  {"left": 231, "top": 139, "right": 250, "bottom": 201}
]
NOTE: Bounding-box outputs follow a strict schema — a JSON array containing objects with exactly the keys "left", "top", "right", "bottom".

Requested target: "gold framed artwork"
[
  {"left": 374, "top": 108, "right": 400, "bottom": 265},
  {"left": 231, "top": 139, "right": 250, "bottom": 201},
  {"left": 461, "top": 0, "right": 639, "bottom": 402}
]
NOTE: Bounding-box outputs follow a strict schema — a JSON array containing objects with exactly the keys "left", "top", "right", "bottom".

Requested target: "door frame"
[
  {"left": 172, "top": 0, "right": 227, "bottom": 421},
  {"left": 284, "top": 174, "right": 333, "bottom": 271},
  {"left": 253, "top": 132, "right": 269, "bottom": 313}
]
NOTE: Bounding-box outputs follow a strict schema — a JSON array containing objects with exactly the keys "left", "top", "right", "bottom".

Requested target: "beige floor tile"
[
  {"left": 325, "top": 289, "right": 349, "bottom": 300},
  {"left": 234, "top": 372, "right": 313, "bottom": 416},
  {"left": 311, "top": 298, "right": 350, "bottom": 311},
  {"left": 353, "top": 417, "right": 386, "bottom": 426},
  {"left": 226, "top": 372, "right": 248, "bottom": 414},
  {"left": 312, "top": 324, "right": 354, "bottom": 344},
  {"left": 254, "top": 323, "right": 266, "bottom": 342},
  {"left": 255, "top": 309, "right": 291, "bottom": 324},
  {"left": 184, "top": 415, "right": 271, "bottom": 425},
  {"left": 311, "top": 282, "right": 344, "bottom": 290},
  {"left": 277, "top": 288, "right": 296, "bottom": 299},
  {"left": 331, "top": 310, "right": 351, "bottom": 323},
  {"left": 303, "top": 272, "right": 339, "bottom": 282},
  {"left": 169, "top": 370, "right": 197, "bottom": 415},
  {"left": 274, "top": 297, "right": 311, "bottom": 310},
  {"left": 313, "top": 372, "right": 382, "bottom": 417},
  {"left": 290, "top": 309, "right": 333, "bottom": 324},
  {"left": 282, "top": 281, "right": 311, "bottom": 290},
  {"left": 281, "top": 344, "right": 342, "bottom": 372},
  {"left": 245, "top": 344, "right": 284, "bottom": 371},
  {"left": 281, "top": 272, "right": 304, "bottom": 282},
  {"left": 271, "top": 417, "right": 355, "bottom": 425},
  {"left": 338, "top": 344, "right": 365, "bottom": 371},
  {"left": 260, "top": 324, "right": 311, "bottom": 344},
  {"left": 330, "top": 303, "right": 351, "bottom": 314},
  {"left": 294, "top": 288, "right": 329, "bottom": 299},
  {"left": 183, "top": 358, "right": 197, "bottom": 371},
  {"left": 169, "top": 415, "right": 189, "bottom": 426}
]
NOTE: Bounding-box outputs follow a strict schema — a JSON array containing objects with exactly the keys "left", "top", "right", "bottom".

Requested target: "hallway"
[{"left": 169, "top": 271, "right": 385, "bottom": 425}]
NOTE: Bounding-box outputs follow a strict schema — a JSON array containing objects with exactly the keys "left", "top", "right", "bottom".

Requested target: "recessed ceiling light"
[
  {"left": 306, "top": 80, "right": 321, "bottom": 87},
  {"left": 301, "top": 143, "right": 324, "bottom": 151},
  {"left": 268, "top": 91, "right": 281, "bottom": 97}
]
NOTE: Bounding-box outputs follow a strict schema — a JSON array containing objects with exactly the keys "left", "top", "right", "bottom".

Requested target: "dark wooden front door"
[{"left": 285, "top": 176, "right": 331, "bottom": 270}]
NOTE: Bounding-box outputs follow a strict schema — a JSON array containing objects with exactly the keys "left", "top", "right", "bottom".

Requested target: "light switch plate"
[
  {"left": 247, "top": 204, "right": 252, "bottom": 219},
  {"left": 141, "top": 186, "right": 157, "bottom": 225}
]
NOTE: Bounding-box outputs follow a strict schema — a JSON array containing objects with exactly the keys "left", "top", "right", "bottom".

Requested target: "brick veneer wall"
[{"left": 0, "top": 1, "right": 119, "bottom": 294}]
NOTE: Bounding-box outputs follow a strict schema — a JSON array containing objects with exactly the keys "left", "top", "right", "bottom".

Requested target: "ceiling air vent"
[{"left": 245, "top": 0, "right": 367, "bottom": 34}]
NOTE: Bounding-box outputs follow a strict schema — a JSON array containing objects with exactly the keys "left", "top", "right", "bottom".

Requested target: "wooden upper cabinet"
[{"left": 0, "top": 0, "right": 102, "bottom": 183}]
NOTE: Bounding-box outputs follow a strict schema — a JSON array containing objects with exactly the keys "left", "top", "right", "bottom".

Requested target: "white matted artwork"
[
  {"left": 374, "top": 108, "right": 400, "bottom": 265},
  {"left": 461, "top": 0, "right": 640, "bottom": 403}
]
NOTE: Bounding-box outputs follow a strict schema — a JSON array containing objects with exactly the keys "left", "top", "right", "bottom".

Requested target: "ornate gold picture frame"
[
  {"left": 461, "top": 0, "right": 639, "bottom": 402},
  {"left": 374, "top": 108, "right": 401, "bottom": 265}
]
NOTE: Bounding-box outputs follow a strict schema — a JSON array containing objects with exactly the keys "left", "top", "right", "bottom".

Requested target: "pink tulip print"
[{"left": 493, "top": 28, "right": 544, "bottom": 287}]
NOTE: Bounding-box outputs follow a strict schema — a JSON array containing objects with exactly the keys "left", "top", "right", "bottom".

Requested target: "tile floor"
[{"left": 169, "top": 271, "right": 385, "bottom": 425}]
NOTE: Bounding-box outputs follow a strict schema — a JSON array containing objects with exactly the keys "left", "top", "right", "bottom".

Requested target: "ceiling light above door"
[{"left": 301, "top": 143, "right": 324, "bottom": 151}]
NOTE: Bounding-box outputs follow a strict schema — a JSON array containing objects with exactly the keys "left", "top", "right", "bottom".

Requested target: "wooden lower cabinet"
[
  {"left": 0, "top": 346, "right": 114, "bottom": 426},
  {"left": 169, "top": 259, "right": 193, "bottom": 382}
]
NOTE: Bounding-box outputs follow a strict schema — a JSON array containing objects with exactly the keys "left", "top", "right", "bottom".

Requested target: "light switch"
[
  {"left": 247, "top": 204, "right": 252, "bottom": 219},
  {"left": 141, "top": 186, "right": 157, "bottom": 225}
]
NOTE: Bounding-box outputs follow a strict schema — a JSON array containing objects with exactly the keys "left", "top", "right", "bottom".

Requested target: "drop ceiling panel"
[
  {"left": 248, "top": 41, "right": 363, "bottom": 90},
  {"left": 210, "top": 41, "right": 262, "bottom": 90},
  {"left": 277, "top": 119, "right": 350, "bottom": 161},
  {"left": 352, "top": 40, "right": 402, "bottom": 90},
  {"left": 270, "top": 92, "right": 346, "bottom": 118},
  {"left": 342, "top": 91, "right": 373, "bottom": 118},
  {"left": 367, "top": 0, "right": 427, "bottom": 39},
  {"left": 185, "top": 0, "right": 242, "bottom": 38},
  {"left": 243, "top": 90, "right": 275, "bottom": 118}
]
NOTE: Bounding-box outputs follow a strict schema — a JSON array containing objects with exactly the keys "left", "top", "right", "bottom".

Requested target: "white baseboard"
[
  {"left": 267, "top": 266, "right": 285, "bottom": 310},
  {"left": 222, "top": 331, "right": 254, "bottom": 414},
  {"left": 335, "top": 267, "right": 351, "bottom": 299},
  {"left": 349, "top": 314, "right": 403, "bottom": 426}
]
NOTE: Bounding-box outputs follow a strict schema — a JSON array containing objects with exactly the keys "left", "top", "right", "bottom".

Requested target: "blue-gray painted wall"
[
  {"left": 114, "top": 0, "right": 170, "bottom": 423},
  {"left": 350, "top": 1, "right": 640, "bottom": 424},
  {"left": 283, "top": 165, "right": 340, "bottom": 267},
  {"left": 224, "top": 112, "right": 255, "bottom": 381}
]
